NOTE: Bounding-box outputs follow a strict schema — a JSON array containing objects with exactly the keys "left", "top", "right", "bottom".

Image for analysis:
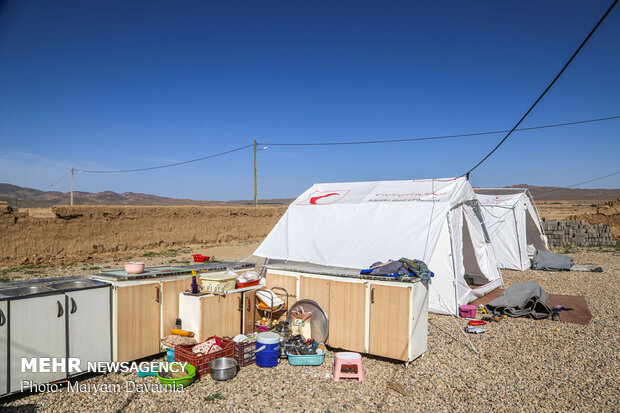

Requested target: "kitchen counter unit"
[
  {"left": 264, "top": 262, "right": 428, "bottom": 363},
  {"left": 0, "top": 276, "right": 111, "bottom": 396},
  {"left": 91, "top": 265, "right": 258, "bottom": 362}
]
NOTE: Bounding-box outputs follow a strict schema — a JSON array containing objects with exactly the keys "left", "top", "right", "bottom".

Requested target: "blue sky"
[{"left": 0, "top": 1, "right": 618, "bottom": 201}]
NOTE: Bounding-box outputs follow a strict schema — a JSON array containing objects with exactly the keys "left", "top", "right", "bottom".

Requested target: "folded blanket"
[{"left": 486, "top": 281, "right": 551, "bottom": 319}]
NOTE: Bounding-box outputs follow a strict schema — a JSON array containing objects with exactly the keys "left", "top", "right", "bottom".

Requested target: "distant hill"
[
  {"left": 2, "top": 182, "right": 619, "bottom": 208},
  {"left": 478, "top": 184, "right": 620, "bottom": 201},
  {"left": 0, "top": 183, "right": 293, "bottom": 208}
]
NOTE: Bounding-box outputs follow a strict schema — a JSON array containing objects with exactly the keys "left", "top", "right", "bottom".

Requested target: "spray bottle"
[{"left": 190, "top": 270, "right": 199, "bottom": 294}]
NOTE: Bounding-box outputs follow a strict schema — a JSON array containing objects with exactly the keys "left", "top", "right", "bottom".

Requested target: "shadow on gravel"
[{"left": 0, "top": 404, "right": 38, "bottom": 412}]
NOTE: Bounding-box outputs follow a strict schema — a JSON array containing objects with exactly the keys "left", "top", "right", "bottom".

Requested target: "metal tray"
[{"left": 286, "top": 299, "right": 329, "bottom": 344}]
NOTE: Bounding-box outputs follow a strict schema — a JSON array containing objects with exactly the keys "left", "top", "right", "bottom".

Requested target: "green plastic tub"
[
  {"left": 157, "top": 363, "right": 196, "bottom": 389},
  {"left": 286, "top": 352, "right": 325, "bottom": 366}
]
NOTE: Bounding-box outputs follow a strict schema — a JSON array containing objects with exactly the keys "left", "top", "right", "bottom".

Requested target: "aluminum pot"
[{"left": 208, "top": 357, "right": 238, "bottom": 381}]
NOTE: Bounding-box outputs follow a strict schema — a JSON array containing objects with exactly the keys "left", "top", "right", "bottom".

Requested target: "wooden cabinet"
[
  {"left": 161, "top": 278, "right": 189, "bottom": 336},
  {"left": 299, "top": 276, "right": 330, "bottom": 314},
  {"left": 242, "top": 290, "right": 257, "bottom": 334},
  {"left": 369, "top": 284, "right": 411, "bottom": 360},
  {"left": 266, "top": 272, "right": 297, "bottom": 299},
  {"left": 115, "top": 283, "right": 161, "bottom": 362},
  {"left": 180, "top": 289, "right": 255, "bottom": 342},
  {"left": 199, "top": 292, "right": 243, "bottom": 340},
  {"left": 265, "top": 269, "right": 428, "bottom": 363},
  {"left": 329, "top": 280, "right": 366, "bottom": 353}
]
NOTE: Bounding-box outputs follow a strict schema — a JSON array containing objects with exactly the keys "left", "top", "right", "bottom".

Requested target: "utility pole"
[
  {"left": 70, "top": 167, "right": 74, "bottom": 206},
  {"left": 253, "top": 139, "right": 258, "bottom": 207}
]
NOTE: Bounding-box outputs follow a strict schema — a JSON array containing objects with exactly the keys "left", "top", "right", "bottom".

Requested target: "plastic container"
[
  {"left": 199, "top": 272, "right": 237, "bottom": 294},
  {"left": 255, "top": 332, "right": 280, "bottom": 368},
  {"left": 459, "top": 305, "right": 477, "bottom": 318},
  {"left": 234, "top": 339, "right": 257, "bottom": 367},
  {"left": 287, "top": 352, "right": 325, "bottom": 366},
  {"left": 165, "top": 347, "right": 175, "bottom": 362},
  {"left": 468, "top": 320, "right": 486, "bottom": 326},
  {"left": 157, "top": 363, "right": 196, "bottom": 389},
  {"left": 235, "top": 279, "right": 260, "bottom": 289},
  {"left": 174, "top": 336, "right": 234, "bottom": 377},
  {"left": 124, "top": 262, "right": 145, "bottom": 274},
  {"left": 192, "top": 254, "right": 210, "bottom": 262}
]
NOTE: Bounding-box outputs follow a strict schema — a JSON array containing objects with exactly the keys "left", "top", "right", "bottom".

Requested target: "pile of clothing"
[{"left": 360, "top": 258, "right": 434, "bottom": 283}]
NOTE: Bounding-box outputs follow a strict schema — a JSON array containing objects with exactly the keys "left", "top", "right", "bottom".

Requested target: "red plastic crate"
[
  {"left": 235, "top": 279, "right": 259, "bottom": 289},
  {"left": 174, "top": 336, "right": 234, "bottom": 377},
  {"left": 192, "top": 254, "right": 211, "bottom": 262}
]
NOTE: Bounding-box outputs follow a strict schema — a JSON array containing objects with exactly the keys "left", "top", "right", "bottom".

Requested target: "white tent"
[
  {"left": 254, "top": 177, "right": 503, "bottom": 315},
  {"left": 475, "top": 189, "right": 548, "bottom": 271}
]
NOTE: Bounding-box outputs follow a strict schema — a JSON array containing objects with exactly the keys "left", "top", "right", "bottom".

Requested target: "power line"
[
  {"left": 535, "top": 171, "right": 620, "bottom": 195},
  {"left": 465, "top": 0, "right": 618, "bottom": 177},
  {"left": 77, "top": 144, "right": 253, "bottom": 174},
  {"left": 258, "top": 115, "right": 620, "bottom": 146},
  {"left": 46, "top": 170, "right": 70, "bottom": 189}
]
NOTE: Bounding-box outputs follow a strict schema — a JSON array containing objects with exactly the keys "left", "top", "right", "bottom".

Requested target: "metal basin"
[
  {"left": 209, "top": 357, "right": 238, "bottom": 381},
  {"left": 48, "top": 280, "right": 101, "bottom": 290},
  {"left": 0, "top": 286, "right": 54, "bottom": 297}
]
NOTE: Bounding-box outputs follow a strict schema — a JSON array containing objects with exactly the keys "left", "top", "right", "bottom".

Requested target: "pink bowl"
[{"left": 125, "top": 262, "right": 145, "bottom": 274}]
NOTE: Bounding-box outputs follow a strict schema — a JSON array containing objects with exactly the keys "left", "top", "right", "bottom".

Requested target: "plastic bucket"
[
  {"left": 255, "top": 332, "right": 280, "bottom": 367},
  {"left": 166, "top": 347, "right": 175, "bottom": 362}
]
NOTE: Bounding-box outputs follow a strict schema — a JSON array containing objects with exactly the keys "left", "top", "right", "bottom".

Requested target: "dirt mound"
[
  {"left": 0, "top": 205, "right": 285, "bottom": 265},
  {"left": 570, "top": 198, "right": 620, "bottom": 238}
]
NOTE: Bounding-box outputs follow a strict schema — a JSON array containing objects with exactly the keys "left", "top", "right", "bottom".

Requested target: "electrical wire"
[
  {"left": 258, "top": 115, "right": 620, "bottom": 146},
  {"left": 46, "top": 170, "right": 70, "bottom": 190},
  {"left": 464, "top": 0, "right": 618, "bottom": 177},
  {"left": 77, "top": 144, "right": 253, "bottom": 174}
]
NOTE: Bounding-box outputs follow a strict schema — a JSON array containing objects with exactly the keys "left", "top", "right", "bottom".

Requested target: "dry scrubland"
[
  {"left": 0, "top": 248, "right": 618, "bottom": 412},
  {"left": 0, "top": 205, "right": 285, "bottom": 266}
]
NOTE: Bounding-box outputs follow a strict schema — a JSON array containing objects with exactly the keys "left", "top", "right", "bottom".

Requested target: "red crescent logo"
[{"left": 310, "top": 193, "right": 340, "bottom": 205}]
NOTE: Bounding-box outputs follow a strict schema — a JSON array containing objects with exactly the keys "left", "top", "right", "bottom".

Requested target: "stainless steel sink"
[
  {"left": 0, "top": 286, "right": 54, "bottom": 297},
  {"left": 48, "top": 280, "right": 101, "bottom": 290}
]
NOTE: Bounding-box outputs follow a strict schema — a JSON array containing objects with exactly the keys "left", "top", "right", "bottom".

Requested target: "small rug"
[{"left": 470, "top": 289, "right": 592, "bottom": 325}]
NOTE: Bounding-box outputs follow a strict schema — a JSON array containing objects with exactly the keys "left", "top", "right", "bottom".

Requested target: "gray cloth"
[
  {"left": 486, "top": 281, "right": 552, "bottom": 319},
  {"left": 532, "top": 249, "right": 573, "bottom": 271}
]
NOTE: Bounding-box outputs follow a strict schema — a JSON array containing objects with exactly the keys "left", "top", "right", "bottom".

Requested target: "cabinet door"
[
  {"left": 161, "top": 279, "right": 189, "bottom": 336},
  {"left": 221, "top": 292, "right": 243, "bottom": 338},
  {"left": 299, "top": 276, "right": 330, "bottom": 316},
  {"left": 67, "top": 288, "right": 111, "bottom": 376},
  {"left": 116, "top": 283, "right": 160, "bottom": 362},
  {"left": 266, "top": 273, "right": 297, "bottom": 300},
  {"left": 200, "top": 293, "right": 242, "bottom": 339},
  {"left": 9, "top": 294, "right": 67, "bottom": 392},
  {"left": 328, "top": 281, "right": 366, "bottom": 352},
  {"left": 0, "top": 301, "right": 7, "bottom": 395},
  {"left": 369, "top": 284, "right": 410, "bottom": 361},
  {"left": 242, "top": 290, "right": 257, "bottom": 334}
]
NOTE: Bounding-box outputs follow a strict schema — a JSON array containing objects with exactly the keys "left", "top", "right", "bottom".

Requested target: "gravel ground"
[{"left": 1, "top": 248, "right": 619, "bottom": 412}]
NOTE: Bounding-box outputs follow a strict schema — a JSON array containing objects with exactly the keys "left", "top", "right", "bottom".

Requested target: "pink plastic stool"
[{"left": 332, "top": 352, "right": 363, "bottom": 382}]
